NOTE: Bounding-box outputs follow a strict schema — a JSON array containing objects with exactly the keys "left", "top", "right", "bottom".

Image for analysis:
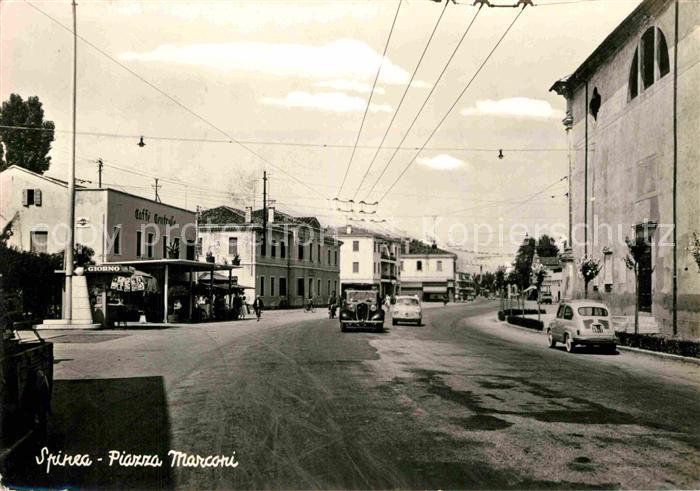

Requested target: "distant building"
[
  {"left": 0, "top": 165, "right": 197, "bottom": 261},
  {"left": 456, "top": 272, "right": 475, "bottom": 300},
  {"left": 336, "top": 225, "right": 402, "bottom": 298},
  {"left": 400, "top": 240, "right": 457, "bottom": 301},
  {"left": 550, "top": 0, "right": 699, "bottom": 337},
  {"left": 534, "top": 255, "right": 564, "bottom": 302},
  {"left": 198, "top": 206, "right": 340, "bottom": 307}
]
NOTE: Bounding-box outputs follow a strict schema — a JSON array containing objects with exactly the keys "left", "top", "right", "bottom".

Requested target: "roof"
[
  {"left": 199, "top": 206, "right": 247, "bottom": 225},
  {"left": 404, "top": 239, "right": 456, "bottom": 257},
  {"left": 335, "top": 225, "right": 401, "bottom": 242},
  {"left": 3, "top": 164, "right": 86, "bottom": 189},
  {"left": 550, "top": 0, "right": 668, "bottom": 95},
  {"left": 199, "top": 205, "right": 329, "bottom": 234}
]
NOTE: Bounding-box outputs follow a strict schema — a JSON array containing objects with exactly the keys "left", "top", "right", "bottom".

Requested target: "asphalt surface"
[{"left": 4, "top": 301, "right": 699, "bottom": 489}]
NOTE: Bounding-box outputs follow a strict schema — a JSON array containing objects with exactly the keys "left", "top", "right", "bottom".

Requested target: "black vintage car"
[{"left": 339, "top": 289, "right": 384, "bottom": 332}]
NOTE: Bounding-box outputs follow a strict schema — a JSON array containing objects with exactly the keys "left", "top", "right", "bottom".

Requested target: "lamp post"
[{"left": 64, "top": 0, "right": 78, "bottom": 323}]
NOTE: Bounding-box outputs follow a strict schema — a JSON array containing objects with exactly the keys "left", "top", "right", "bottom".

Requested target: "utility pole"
[
  {"left": 64, "top": 0, "right": 78, "bottom": 323},
  {"left": 152, "top": 178, "right": 162, "bottom": 203},
  {"left": 97, "top": 158, "right": 103, "bottom": 188},
  {"left": 262, "top": 171, "right": 267, "bottom": 256}
]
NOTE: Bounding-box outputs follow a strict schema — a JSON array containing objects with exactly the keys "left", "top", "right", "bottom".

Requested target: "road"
[{"left": 4, "top": 301, "right": 699, "bottom": 489}]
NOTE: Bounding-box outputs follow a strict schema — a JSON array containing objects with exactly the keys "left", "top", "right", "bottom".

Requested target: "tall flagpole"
[{"left": 64, "top": 0, "right": 77, "bottom": 322}]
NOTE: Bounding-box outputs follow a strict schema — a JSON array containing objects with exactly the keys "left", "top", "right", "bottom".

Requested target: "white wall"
[{"left": 401, "top": 255, "right": 456, "bottom": 283}]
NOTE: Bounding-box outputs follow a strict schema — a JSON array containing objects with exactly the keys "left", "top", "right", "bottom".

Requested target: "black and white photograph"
[{"left": 0, "top": 0, "right": 698, "bottom": 488}]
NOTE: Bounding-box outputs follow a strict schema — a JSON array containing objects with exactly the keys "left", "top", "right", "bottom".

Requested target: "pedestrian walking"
[{"left": 253, "top": 295, "right": 264, "bottom": 321}]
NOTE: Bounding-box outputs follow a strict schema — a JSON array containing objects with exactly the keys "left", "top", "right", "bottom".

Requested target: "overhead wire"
[
  {"left": 360, "top": 3, "right": 485, "bottom": 200},
  {"left": 350, "top": 0, "right": 450, "bottom": 200},
  {"left": 22, "top": 0, "right": 326, "bottom": 200},
  {"left": 336, "top": 0, "right": 403, "bottom": 198},
  {"left": 375, "top": 5, "right": 527, "bottom": 202}
]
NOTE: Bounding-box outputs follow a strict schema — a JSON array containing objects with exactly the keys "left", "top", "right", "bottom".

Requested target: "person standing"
[{"left": 253, "top": 295, "right": 264, "bottom": 321}]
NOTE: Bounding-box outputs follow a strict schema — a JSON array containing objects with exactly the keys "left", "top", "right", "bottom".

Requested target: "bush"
[
  {"left": 507, "top": 315, "right": 544, "bottom": 331},
  {"left": 502, "top": 308, "right": 545, "bottom": 316},
  {"left": 617, "top": 332, "right": 700, "bottom": 358}
]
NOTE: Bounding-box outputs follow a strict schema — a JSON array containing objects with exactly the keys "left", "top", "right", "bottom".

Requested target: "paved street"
[{"left": 6, "top": 302, "right": 700, "bottom": 489}]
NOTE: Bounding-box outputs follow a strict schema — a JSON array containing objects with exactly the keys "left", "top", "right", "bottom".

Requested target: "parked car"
[
  {"left": 547, "top": 300, "right": 616, "bottom": 353},
  {"left": 392, "top": 296, "right": 422, "bottom": 326},
  {"left": 539, "top": 291, "right": 553, "bottom": 304},
  {"left": 339, "top": 289, "right": 384, "bottom": 332}
]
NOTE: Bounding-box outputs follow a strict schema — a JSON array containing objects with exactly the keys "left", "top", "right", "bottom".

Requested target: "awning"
[{"left": 423, "top": 286, "right": 447, "bottom": 293}]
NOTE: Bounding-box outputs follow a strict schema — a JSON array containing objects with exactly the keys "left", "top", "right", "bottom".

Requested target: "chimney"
[
  {"left": 404, "top": 238, "right": 410, "bottom": 255},
  {"left": 245, "top": 206, "right": 252, "bottom": 223},
  {"left": 346, "top": 225, "right": 352, "bottom": 235},
  {"left": 268, "top": 206, "right": 275, "bottom": 223}
]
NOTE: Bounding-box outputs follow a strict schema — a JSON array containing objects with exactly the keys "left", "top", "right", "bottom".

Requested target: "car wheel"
[
  {"left": 417, "top": 318, "right": 422, "bottom": 326},
  {"left": 340, "top": 324, "right": 347, "bottom": 332},
  {"left": 376, "top": 324, "right": 384, "bottom": 333},
  {"left": 605, "top": 344, "right": 617, "bottom": 354},
  {"left": 392, "top": 319, "right": 397, "bottom": 326},
  {"left": 564, "top": 333, "right": 575, "bottom": 353},
  {"left": 547, "top": 330, "right": 557, "bottom": 348}
]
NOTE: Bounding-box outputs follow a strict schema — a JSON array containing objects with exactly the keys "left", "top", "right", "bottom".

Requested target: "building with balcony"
[
  {"left": 456, "top": 272, "right": 475, "bottom": 300},
  {"left": 336, "top": 225, "right": 402, "bottom": 298},
  {"left": 550, "top": 0, "right": 699, "bottom": 337},
  {"left": 400, "top": 240, "right": 457, "bottom": 301},
  {"left": 198, "top": 206, "right": 341, "bottom": 308}
]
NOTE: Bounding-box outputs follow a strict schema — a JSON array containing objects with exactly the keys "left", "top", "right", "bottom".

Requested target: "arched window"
[
  {"left": 628, "top": 26, "right": 671, "bottom": 101},
  {"left": 641, "top": 28, "right": 655, "bottom": 89},
  {"left": 629, "top": 48, "right": 639, "bottom": 99},
  {"left": 657, "top": 28, "right": 670, "bottom": 77}
]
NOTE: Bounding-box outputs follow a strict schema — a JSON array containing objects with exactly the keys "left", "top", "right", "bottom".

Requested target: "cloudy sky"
[{"left": 1, "top": 0, "right": 641, "bottom": 266}]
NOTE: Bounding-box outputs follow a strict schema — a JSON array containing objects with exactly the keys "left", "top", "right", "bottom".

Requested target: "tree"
[
  {"left": 625, "top": 237, "right": 649, "bottom": 335},
  {"left": 531, "top": 262, "right": 548, "bottom": 323},
  {"left": 536, "top": 234, "right": 560, "bottom": 258},
  {"left": 577, "top": 255, "right": 601, "bottom": 299},
  {"left": 0, "top": 94, "right": 55, "bottom": 174},
  {"left": 495, "top": 267, "right": 506, "bottom": 312},
  {"left": 480, "top": 271, "right": 495, "bottom": 294}
]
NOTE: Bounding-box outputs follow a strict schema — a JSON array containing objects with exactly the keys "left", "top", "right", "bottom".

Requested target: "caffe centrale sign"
[{"left": 134, "top": 208, "right": 177, "bottom": 226}]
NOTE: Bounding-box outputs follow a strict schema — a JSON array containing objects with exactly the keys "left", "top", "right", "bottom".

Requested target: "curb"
[
  {"left": 497, "top": 317, "right": 700, "bottom": 366},
  {"left": 615, "top": 344, "right": 700, "bottom": 366}
]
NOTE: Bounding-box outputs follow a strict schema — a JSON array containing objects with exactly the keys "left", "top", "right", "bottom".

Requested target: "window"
[
  {"left": 353, "top": 240, "right": 359, "bottom": 252},
  {"left": 197, "top": 237, "right": 203, "bottom": 255},
  {"left": 437, "top": 260, "right": 443, "bottom": 272},
  {"left": 281, "top": 241, "right": 286, "bottom": 259},
  {"left": 641, "top": 28, "right": 655, "bottom": 89},
  {"left": 297, "top": 277, "right": 304, "bottom": 296},
  {"left": 260, "top": 276, "right": 265, "bottom": 296},
  {"left": 228, "top": 237, "right": 238, "bottom": 256},
  {"left": 416, "top": 260, "right": 422, "bottom": 271},
  {"left": 280, "top": 277, "right": 287, "bottom": 296},
  {"left": 578, "top": 307, "right": 609, "bottom": 317},
  {"left": 260, "top": 235, "right": 266, "bottom": 257},
  {"left": 334, "top": 250, "right": 338, "bottom": 265},
  {"left": 563, "top": 306, "right": 574, "bottom": 320},
  {"left": 629, "top": 48, "right": 639, "bottom": 99},
  {"left": 318, "top": 244, "right": 321, "bottom": 263},
  {"left": 30, "top": 231, "right": 47, "bottom": 253},
  {"left": 22, "top": 189, "right": 42, "bottom": 207},
  {"left": 162, "top": 236, "right": 169, "bottom": 258},
  {"left": 271, "top": 241, "right": 277, "bottom": 258},
  {"left": 657, "top": 28, "right": 670, "bottom": 77},
  {"left": 334, "top": 280, "right": 337, "bottom": 295},
  {"left": 401, "top": 260, "right": 404, "bottom": 271},
  {"left": 298, "top": 243, "right": 304, "bottom": 260},
  {"left": 113, "top": 227, "right": 121, "bottom": 255},
  {"left": 172, "top": 238, "right": 180, "bottom": 259},
  {"left": 327, "top": 280, "right": 331, "bottom": 295},
  {"left": 328, "top": 249, "right": 331, "bottom": 264},
  {"left": 270, "top": 277, "right": 275, "bottom": 296},
  {"left": 146, "top": 233, "right": 154, "bottom": 258},
  {"left": 186, "top": 241, "right": 195, "bottom": 260},
  {"left": 308, "top": 278, "right": 313, "bottom": 297},
  {"left": 630, "top": 27, "right": 671, "bottom": 100},
  {"left": 353, "top": 262, "right": 359, "bottom": 273},
  {"left": 317, "top": 279, "right": 321, "bottom": 297},
  {"left": 309, "top": 244, "right": 313, "bottom": 262},
  {"left": 136, "top": 231, "right": 143, "bottom": 257}
]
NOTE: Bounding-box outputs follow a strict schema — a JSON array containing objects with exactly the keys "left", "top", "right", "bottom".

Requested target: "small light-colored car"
[
  {"left": 547, "top": 300, "right": 617, "bottom": 353},
  {"left": 539, "top": 291, "right": 553, "bottom": 304},
  {"left": 392, "top": 296, "right": 422, "bottom": 326}
]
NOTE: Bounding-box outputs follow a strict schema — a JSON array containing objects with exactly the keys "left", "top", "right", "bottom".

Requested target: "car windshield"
[
  {"left": 346, "top": 291, "right": 376, "bottom": 303},
  {"left": 578, "top": 306, "right": 608, "bottom": 317},
  {"left": 396, "top": 298, "right": 419, "bottom": 306}
]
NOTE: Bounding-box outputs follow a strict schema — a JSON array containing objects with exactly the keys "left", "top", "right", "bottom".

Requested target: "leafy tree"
[
  {"left": 577, "top": 255, "right": 601, "bottom": 299},
  {"left": 0, "top": 94, "right": 55, "bottom": 174},
  {"left": 536, "top": 234, "right": 560, "bottom": 257},
  {"left": 531, "top": 262, "right": 548, "bottom": 323}
]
